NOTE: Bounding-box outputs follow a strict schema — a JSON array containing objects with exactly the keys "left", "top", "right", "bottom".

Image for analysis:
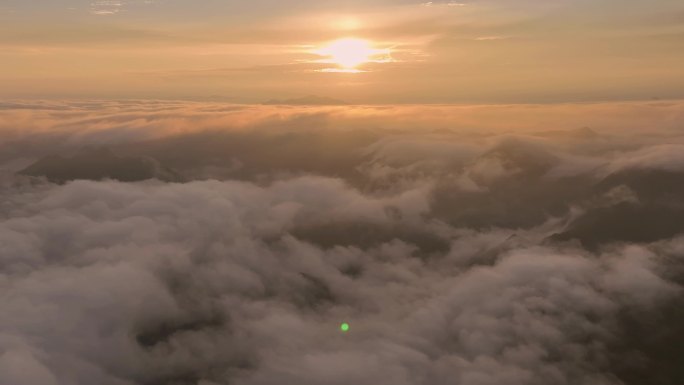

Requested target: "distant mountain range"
[{"left": 262, "top": 95, "right": 348, "bottom": 106}]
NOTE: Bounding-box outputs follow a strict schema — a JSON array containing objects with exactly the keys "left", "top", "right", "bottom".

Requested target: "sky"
[{"left": 1, "top": 0, "right": 684, "bottom": 103}]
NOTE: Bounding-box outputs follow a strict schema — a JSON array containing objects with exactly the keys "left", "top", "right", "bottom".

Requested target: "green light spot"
[{"left": 340, "top": 323, "right": 350, "bottom": 332}]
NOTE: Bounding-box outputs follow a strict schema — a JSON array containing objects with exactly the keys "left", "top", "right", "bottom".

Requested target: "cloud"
[
  {"left": 604, "top": 144, "right": 684, "bottom": 174},
  {"left": 2, "top": 100, "right": 684, "bottom": 384},
  {"left": 90, "top": 1, "right": 123, "bottom": 16},
  {"left": 2, "top": 177, "right": 682, "bottom": 385}
]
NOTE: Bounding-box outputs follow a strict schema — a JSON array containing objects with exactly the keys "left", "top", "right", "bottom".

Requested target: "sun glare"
[{"left": 314, "top": 38, "right": 390, "bottom": 71}]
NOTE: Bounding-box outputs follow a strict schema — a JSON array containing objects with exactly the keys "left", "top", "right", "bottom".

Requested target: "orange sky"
[{"left": 1, "top": 0, "right": 684, "bottom": 103}]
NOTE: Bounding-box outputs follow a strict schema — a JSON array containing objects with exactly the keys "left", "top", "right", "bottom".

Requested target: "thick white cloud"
[
  {"left": 1, "top": 176, "right": 681, "bottom": 385},
  {"left": 1, "top": 100, "right": 684, "bottom": 384}
]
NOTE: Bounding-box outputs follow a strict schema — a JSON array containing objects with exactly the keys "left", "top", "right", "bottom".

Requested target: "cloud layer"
[{"left": 1, "top": 100, "right": 684, "bottom": 385}]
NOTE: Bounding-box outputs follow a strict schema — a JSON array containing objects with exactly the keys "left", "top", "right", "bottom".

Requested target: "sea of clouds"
[{"left": 1, "top": 100, "right": 684, "bottom": 385}]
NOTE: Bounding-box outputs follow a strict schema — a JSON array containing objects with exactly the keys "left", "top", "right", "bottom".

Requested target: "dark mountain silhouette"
[
  {"left": 262, "top": 95, "right": 348, "bottom": 106},
  {"left": 19, "top": 147, "right": 181, "bottom": 183},
  {"left": 550, "top": 169, "right": 684, "bottom": 249}
]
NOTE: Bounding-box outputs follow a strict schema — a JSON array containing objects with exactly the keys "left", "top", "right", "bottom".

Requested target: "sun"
[{"left": 314, "top": 38, "right": 390, "bottom": 70}]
